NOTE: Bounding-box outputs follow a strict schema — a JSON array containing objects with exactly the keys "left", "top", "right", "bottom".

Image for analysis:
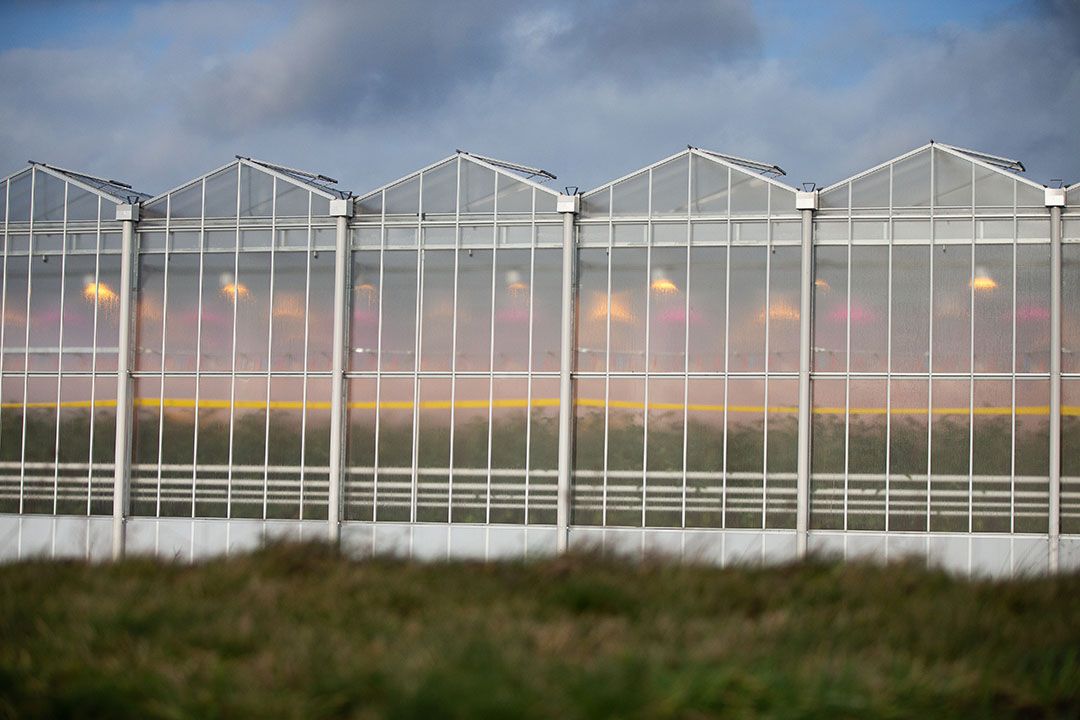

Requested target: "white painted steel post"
[
  {"left": 328, "top": 199, "right": 354, "bottom": 545},
  {"left": 112, "top": 203, "right": 139, "bottom": 560},
  {"left": 556, "top": 194, "right": 580, "bottom": 554},
  {"left": 795, "top": 190, "right": 818, "bottom": 559},
  {"left": 1047, "top": 187, "right": 1065, "bottom": 572}
]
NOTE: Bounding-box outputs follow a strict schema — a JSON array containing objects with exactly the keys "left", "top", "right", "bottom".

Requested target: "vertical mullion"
[
  {"left": 225, "top": 166, "right": 242, "bottom": 521},
  {"left": 155, "top": 194, "right": 171, "bottom": 518},
  {"left": 191, "top": 178, "right": 207, "bottom": 520},
  {"left": 298, "top": 192, "right": 313, "bottom": 521},
  {"left": 51, "top": 181, "right": 69, "bottom": 515},
  {"left": 372, "top": 191, "right": 386, "bottom": 522},
  {"left": 485, "top": 169, "right": 498, "bottom": 529},
  {"left": 261, "top": 185, "right": 277, "bottom": 520},
  {"left": 721, "top": 168, "right": 731, "bottom": 530},
  {"left": 642, "top": 168, "right": 653, "bottom": 532},
  {"left": 86, "top": 196, "right": 103, "bottom": 517},
  {"left": 601, "top": 203, "right": 612, "bottom": 528},
  {"left": 18, "top": 168, "right": 35, "bottom": 514},
  {"left": 524, "top": 190, "right": 536, "bottom": 525},
  {"left": 681, "top": 158, "right": 692, "bottom": 531}
]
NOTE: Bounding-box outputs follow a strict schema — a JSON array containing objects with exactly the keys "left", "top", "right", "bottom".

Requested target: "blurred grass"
[{"left": 1, "top": 544, "right": 1078, "bottom": 719}]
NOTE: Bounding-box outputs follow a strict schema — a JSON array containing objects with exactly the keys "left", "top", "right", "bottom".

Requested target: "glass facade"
[{"left": 0, "top": 146, "right": 1076, "bottom": 572}]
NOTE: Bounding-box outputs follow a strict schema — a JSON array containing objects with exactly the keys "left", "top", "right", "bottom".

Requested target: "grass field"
[{"left": 1, "top": 544, "right": 1078, "bottom": 719}]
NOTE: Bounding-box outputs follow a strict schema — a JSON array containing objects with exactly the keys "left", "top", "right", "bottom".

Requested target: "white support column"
[
  {"left": 112, "top": 203, "right": 139, "bottom": 560},
  {"left": 328, "top": 198, "right": 354, "bottom": 545},
  {"left": 795, "top": 190, "right": 818, "bottom": 559},
  {"left": 556, "top": 193, "right": 580, "bottom": 554},
  {"left": 1047, "top": 186, "right": 1065, "bottom": 572}
]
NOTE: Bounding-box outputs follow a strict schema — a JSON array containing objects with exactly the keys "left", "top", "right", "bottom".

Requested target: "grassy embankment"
[{"left": 1, "top": 544, "right": 1078, "bottom": 719}]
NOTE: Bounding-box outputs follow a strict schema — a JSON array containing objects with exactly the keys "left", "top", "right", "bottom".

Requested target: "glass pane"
[
  {"left": 8, "top": 171, "right": 32, "bottom": 222},
  {"left": 932, "top": 246, "right": 972, "bottom": 373},
  {"left": 575, "top": 248, "right": 608, "bottom": 372},
  {"left": 455, "top": 248, "right": 493, "bottom": 371},
  {"left": 380, "top": 251, "right": 418, "bottom": 372},
  {"left": 933, "top": 149, "right": 973, "bottom": 208},
  {"left": 134, "top": 254, "right": 165, "bottom": 372},
  {"left": 384, "top": 175, "right": 420, "bottom": 215},
  {"left": 198, "top": 252, "right": 236, "bottom": 371},
  {"left": 2, "top": 256, "right": 29, "bottom": 372},
  {"left": 163, "top": 254, "right": 201, "bottom": 371},
  {"left": 729, "top": 169, "right": 768, "bottom": 214},
  {"left": 303, "top": 378, "right": 331, "bottom": 520},
  {"left": 810, "top": 378, "right": 844, "bottom": 530},
  {"left": 489, "top": 377, "right": 527, "bottom": 524},
  {"left": 768, "top": 246, "right": 801, "bottom": 372},
  {"left": 571, "top": 377, "right": 605, "bottom": 525},
  {"left": 813, "top": 246, "right": 847, "bottom": 372},
  {"left": 419, "top": 250, "right": 455, "bottom": 371},
  {"left": 160, "top": 376, "right": 196, "bottom": 517},
  {"left": 129, "top": 376, "right": 160, "bottom": 516},
  {"left": 766, "top": 378, "right": 798, "bottom": 529},
  {"left": 819, "top": 184, "right": 848, "bottom": 211},
  {"left": 377, "top": 377, "right": 414, "bottom": 522},
  {"left": 851, "top": 166, "right": 890, "bottom": 208},
  {"left": 27, "top": 255, "right": 62, "bottom": 371},
  {"left": 725, "top": 378, "right": 764, "bottom": 528},
  {"left": 971, "top": 380, "right": 1011, "bottom": 533},
  {"left": 974, "top": 165, "right": 1014, "bottom": 208},
  {"left": 889, "top": 379, "right": 929, "bottom": 531},
  {"left": 609, "top": 247, "right": 647, "bottom": 372},
  {"left": 461, "top": 160, "right": 495, "bottom": 215},
  {"left": 60, "top": 254, "right": 98, "bottom": 371},
  {"left": 611, "top": 172, "right": 649, "bottom": 216},
  {"left": 847, "top": 379, "right": 886, "bottom": 530},
  {"left": 849, "top": 246, "right": 888, "bottom": 372},
  {"left": 1016, "top": 244, "right": 1051, "bottom": 373},
  {"left": 581, "top": 188, "right": 609, "bottom": 219},
  {"left": 421, "top": 160, "right": 456, "bottom": 215},
  {"left": 203, "top": 165, "right": 238, "bottom": 218},
  {"left": 1065, "top": 245, "right": 1080, "bottom": 374},
  {"left": 22, "top": 375, "right": 58, "bottom": 513},
  {"left": 452, "top": 376, "right": 489, "bottom": 523},
  {"left": 492, "top": 248, "right": 530, "bottom": 371},
  {"left": 496, "top": 175, "right": 532, "bottom": 214},
  {"left": 531, "top": 248, "right": 562, "bottom": 372},
  {"left": 306, "top": 250, "right": 335, "bottom": 371},
  {"left": 417, "top": 377, "right": 451, "bottom": 523},
  {"left": 195, "top": 376, "right": 230, "bottom": 518},
  {"left": 270, "top": 252, "right": 308, "bottom": 371},
  {"left": 345, "top": 377, "right": 376, "bottom": 521},
  {"left": 606, "top": 377, "right": 644, "bottom": 527},
  {"left": 89, "top": 375, "right": 116, "bottom": 515},
  {"left": 1014, "top": 379, "right": 1049, "bottom": 533},
  {"left": 891, "top": 149, "right": 930, "bottom": 207},
  {"left": 686, "top": 246, "right": 726, "bottom": 372},
  {"left": 648, "top": 246, "right": 687, "bottom": 372},
  {"left": 0, "top": 376, "right": 26, "bottom": 512},
  {"left": 645, "top": 376, "right": 684, "bottom": 527},
  {"left": 350, "top": 250, "right": 380, "bottom": 372},
  {"left": 233, "top": 252, "right": 271, "bottom": 371},
  {"left": 685, "top": 377, "right": 724, "bottom": 528},
  {"left": 650, "top": 155, "right": 689, "bottom": 216},
  {"left": 727, "top": 246, "right": 767, "bottom": 371},
  {"left": 691, "top": 155, "right": 728, "bottom": 215},
  {"left": 930, "top": 379, "right": 969, "bottom": 532},
  {"left": 1016, "top": 182, "right": 1044, "bottom": 208},
  {"left": 239, "top": 164, "right": 274, "bottom": 217},
  {"left": 66, "top": 186, "right": 99, "bottom": 222},
  {"left": 275, "top": 180, "right": 310, "bottom": 218},
  {"left": 891, "top": 246, "right": 930, "bottom": 372},
  {"left": 266, "top": 377, "right": 302, "bottom": 519},
  {"left": 231, "top": 376, "right": 267, "bottom": 519},
  {"left": 528, "top": 377, "right": 559, "bottom": 525},
  {"left": 33, "top": 171, "right": 66, "bottom": 221},
  {"left": 971, "top": 245, "right": 1013, "bottom": 373}
]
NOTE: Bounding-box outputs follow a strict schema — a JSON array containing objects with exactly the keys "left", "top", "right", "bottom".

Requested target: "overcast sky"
[{"left": 1, "top": 0, "right": 1078, "bottom": 197}]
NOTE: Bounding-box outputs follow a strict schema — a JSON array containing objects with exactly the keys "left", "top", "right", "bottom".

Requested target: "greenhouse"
[{"left": 0, "top": 143, "right": 1077, "bottom": 576}]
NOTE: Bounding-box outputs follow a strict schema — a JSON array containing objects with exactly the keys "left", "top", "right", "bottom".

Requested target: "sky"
[{"left": 1, "top": 0, "right": 1078, "bottom": 197}]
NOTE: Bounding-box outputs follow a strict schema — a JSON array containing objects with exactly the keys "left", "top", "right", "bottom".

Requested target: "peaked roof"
[
  {"left": 145, "top": 155, "right": 351, "bottom": 206},
  {"left": 8, "top": 161, "right": 153, "bottom": 204},
  {"left": 582, "top": 146, "right": 795, "bottom": 197}
]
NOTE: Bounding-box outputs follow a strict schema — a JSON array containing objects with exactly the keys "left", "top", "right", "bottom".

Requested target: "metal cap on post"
[
  {"left": 328, "top": 196, "right": 354, "bottom": 547},
  {"left": 112, "top": 202, "right": 139, "bottom": 560},
  {"left": 556, "top": 192, "right": 579, "bottom": 554}
]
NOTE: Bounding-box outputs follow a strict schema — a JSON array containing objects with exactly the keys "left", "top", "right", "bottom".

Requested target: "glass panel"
[
  {"left": 90, "top": 375, "right": 116, "bottom": 515},
  {"left": 270, "top": 252, "right": 308, "bottom": 371},
  {"left": 496, "top": 175, "right": 532, "bottom": 214},
  {"left": 889, "top": 379, "right": 928, "bottom": 531},
  {"left": 575, "top": 248, "right": 608, "bottom": 372},
  {"left": 266, "top": 377, "right": 302, "bottom": 519},
  {"left": 891, "top": 149, "right": 930, "bottom": 207},
  {"left": 0, "top": 376, "right": 26, "bottom": 512},
  {"left": 813, "top": 246, "right": 847, "bottom": 372},
  {"left": 306, "top": 250, "right": 335, "bottom": 371},
  {"left": 891, "top": 246, "right": 930, "bottom": 372},
  {"left": 933, "top": 149, "right": 973, "bottom": 208},
  {"left": 377, "top": 377, "right": 414, "bottom": 522},
  {"left": 691, "top": 155, "right": 728, "bottom": 215},
  {"left": 195, "top": 376, "right": 231, "bottom": 518},
  {"left": 847, "top": 379, "right": 886, "bottom": 530},
  {"left": 311, "top": 194, "right": 330, "bottom": 218},
  {"left": 275, "top": 179, "right": 310, "bottom": 218},
  {"left": 60, "top": 254, "right": 98, "bottom": 372},
  {"left": 971, "top": 245, "right": 1013, "bottom": 373},
  {"left": 1016, "top": 182, "right": 1045, "bottom": 208},
  {"left": 652, "top": 223, "right": 686, "bottom": 245},
  {"left": 571, "top": 377, "right": 605, "bottom": 525},
  {"left": 686, "top": 245, "right": 726, "bottom": 372},
  {"left": 239, "top": 164, "right": 274, "bottom": 217},
  {"left": 729, "top": 170, "right": 768, "bottom": 214},
  {"left": 849, "top": 246, "right": 888, "bottom": 372},
  {"left": 22, "top": 375, "right": 58, "bottom": 513},
  {"left": 974, "top": 165, "right": 1014, "bottom": 208},
  {"left": 488, "top": 377, "right": 526, "bottom": 524},
  {"left": 419, "top": 250, "right": 455, "bottom": 372},
  {"left": 528, "top": 377, "right": 559, "bottom": 525},
  {"left": 1014, "top": 379, "right": 1049, "bottom": 533},
  {"left": 66, "top": 186, "right": 99, "bottom": 222},
  {"left": 8, "top": 171, "right": 32, "bottom": 222},
  {"left": 169, "top": 182, "right": 203, "bottom": 219},
  {"left": 380, "top": 251, "right": 418, "bottom": 372},
  {"left": 384, "top": 175, "right": 420, "bottom": 215},
  {"left": 417, "top": 377, "right": 451, "bottom": 523},
  {"left": 203, "top": 165, "right": 238, "bottom": 218},
  {"left": 819, "top": 184, "right": 848, "bottom": 211},
  {"left": 611, "top": 172, "right": 649, "bottom": 216},
  {"left": 1060, "top": 381, "right": 1080, "bottom": 535},
  {"left": 531, "top": 249, "right": 562, "bottom": 372},
  {"left": 931, "top": 245, "right": 971, "bottom": 373},
  {"left": 645, "top": 377, "right": 684, "bottom": 527},
  {"left": 768, "top": 246, "right": 800, "bottom": 372},
  {"left": 160, "top": 376, "right": 196, "bottom": 518},
  {"left": 356, "top": 192, "right": 381, "bottom": 217},
  {"left": 92, "top": 254, "right": 122, "bottom": 373},
  {"left": 27, "top": 254, "right": 63, "bottom": 371},
  {"left": 344, "top": 377, "right": 376, "bottom": 521},
  {"left": 421, "top": 160, "right": 456, "bottom": 215},
  {"left": 648, "top": 246, "right": 687, "bottom": 372},
  {"left": 452, "top": 376, "right": 489, "bottom": 523},
  {"left": 231, "top": 376, "right": 267, "bottom": 519},
  {"left": 303, "top": 378, "right": 331, "bottom": 520},
  {"left": 971, "top": 379, "right": 1010, "bottom": 533},
  {"left": 613, "top": 223, "right": 646, "bottom": 245},
  {"left": 1016, "top": 244, "right": 1051, "bottom": 374},
  {"left": 1065, "top": 245, "right": 1080, "bottom": 374},
  {"left": 492, "top": 248, "right": 530, "bottom": 371},
  {"left": 535, "top": 191, "right": 557, "bottom": 215},
  {"left": 0, "top": 180, "right": 5, "bottom": 223},
  {"left": 455, "top": 248, "right": 493, "bottom": 371},
  {"left": 581, "top": 188, "right": 610, "bottom": 219},
  {"left": 851, "top": 166, "right": 890, "bottom": 208},
  {"left": 234, "top": 252, "right": 271, "bottom": 372},
  {"left": 609, "top": 247, "right": 647, "bottom": 372},
  {"left": 930, "top": 379, "right": 969, "bottom": 532},
  {"left": 129, "top": 376, "right": 160, "bottom": 517},
  {"left": 135, "top": 254, "right": 165, "bottom": 372},
  {"left": 2, "top": 256, "right": 29, "bottom": 372},
  {"left": 727, "top": 246, "right": 767, "bottom": 371},
  {"left": 725, "top": 378, "right": 764, "bottom": 528},
  {"left": 766, "top": 378, "right": 797, "bottom": 528},
  {"left": 606, "top": 377, "right": 644, "bottom": 527},
  {"left": 810, "top": 378, "right": 844, "bottom": 530},
  {"left": 350, "top": 251, "right": 380, "bottom": 372},
  {"left": 650, "top": 155, "right": 689, "bottom": 216},
  {"left": 198, "top": 253, "right": 236, "bottom": 372},
  {"left": 163, "top": 254, "right": 201, "bottom": 371},
  {"left": 461, "top": 160, "right": 495, "bottom": 215},
  {"left": 685, "top": 377, "right": 724, "bottom": 528},
  {"left": 33, "top": 171, "right": 66, "bottom": 221}
]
